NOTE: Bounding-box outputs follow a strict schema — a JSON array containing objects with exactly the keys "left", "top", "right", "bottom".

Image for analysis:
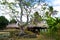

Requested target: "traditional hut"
[
  {"left": 6, "top": 23, "right": 19, "bottom": 29},
  {"left": 27, "top": 21, "right": 48, "bottom": 34}
]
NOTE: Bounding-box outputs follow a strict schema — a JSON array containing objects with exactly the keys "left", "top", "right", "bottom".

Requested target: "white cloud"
[
  {"left": 53, "top": 6, "right": 60, "bottom": 11},
  {"left": 53, "top": 6, "right": 60, "bottom": 17},
  {"left": 50, "top": 0, "right": 60, "bottom": 17},
  {"left": 46, "top": 0, "right": 60, "bottom": 11},
  {"left": 6, "top": 0, "right": 15, "bottom": 3},
  {"left": 52, "top": 0, "right": 60, "bottom": 6},
  {"left": 4, "top": 14, "right": 11, "bottom": 21}
]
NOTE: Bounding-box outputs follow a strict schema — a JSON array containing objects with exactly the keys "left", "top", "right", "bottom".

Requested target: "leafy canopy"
[{"left": 0, "top": 16, "right": 9, "bottom": 29}]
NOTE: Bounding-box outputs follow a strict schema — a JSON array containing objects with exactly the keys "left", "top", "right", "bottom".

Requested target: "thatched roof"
[
  {"left": 6, "top": 23, "right": 19, "bottom": 28},
  {"left": 27, "top": 22, "right": 48, "bottom": 28}
]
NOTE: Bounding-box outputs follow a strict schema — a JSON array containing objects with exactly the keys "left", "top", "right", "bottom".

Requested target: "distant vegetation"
[
  {"left": 10, "top": 19, "right": 17, "bottom": 24},
  {"left": 0, "top": 16, "right": 9, "bottom": 29}
]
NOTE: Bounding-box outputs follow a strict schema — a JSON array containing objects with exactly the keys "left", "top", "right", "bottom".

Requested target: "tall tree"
[
  {"left": 0, "top": 16, "right": 9, "bottom": 29},
  {"left": 45, "top": 6, "right": 58, "bottom": 33},
  {"left": 0, "top": 0, "right": 46, "bottom": 34},
  {"left": 0, "top": 0, "right": 46, "bottom": 25}
]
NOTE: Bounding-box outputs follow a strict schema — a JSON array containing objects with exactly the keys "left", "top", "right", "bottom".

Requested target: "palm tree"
[
  {"left": 31, "top": 12, "right": 42, "bottom": 25},
  {"left": 48, "top": 6, "right": 53, "bottom": 16},
  {"left": 48, "top": 6, "right": 58, "bottom": 16}
]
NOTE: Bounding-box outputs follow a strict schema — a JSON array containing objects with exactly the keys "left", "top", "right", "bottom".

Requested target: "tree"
[
  {"left": 31, "top": 12, "right": 42, "bottom": 25},
  {"left": 46, "top": 6, "right": 58, "bottom": 17},
  {"left": 0, "top": 16, "right": 9, "bottom": 29},
  {"left": 48, "top": 6, "right": 53, "bottom": 16},
  {"left": 0, "top": 0, "right": 46, "bottom": 24},
  {"left": 10, "top": 19, "right": 17, "bottom": 24},
  {"left": 45, "top": 6, "right": 58, "bottom": 32},
  {"left": 0, "top": 0, "right": 46, "bottom": 34}
]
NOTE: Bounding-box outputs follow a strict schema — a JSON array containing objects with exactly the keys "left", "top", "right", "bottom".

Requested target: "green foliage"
[
  {"left": 45, "top": 6, "right": 59, "bottom": 32},
  {"left": 10, "top": 19, "right": 17, "bottom": 24},
  {"left": 55, "top": 18, "right": 60, "bottom": 29},
  {"left": 34, "top": 12, "right": 42, "bottom": 21},
  {"left": 0, "top": 16, "right": 9, "bottom": 29},
  {"left": 45, "top": 6, "right": 57, "bottom": 17},
  {"left": 46, "top": 17, "right": 55, "bottom": 31},
  {"left": 46, "top": 17, "right": 60, "bottom": 32},
  {"left": 32, "top": 12, "right": 42, "bottom": 24},
  {"left": 49, "top": 6, "right": 53, "bottom": 12},
  {"left": 45, "top": 7, "right": 60, "bottom": 39},
  {"left": 45, "top": 11, "right": 49, "bottom": 17},
  {"left": 41, "top": 17, "right": 60, "bottom": 40}
]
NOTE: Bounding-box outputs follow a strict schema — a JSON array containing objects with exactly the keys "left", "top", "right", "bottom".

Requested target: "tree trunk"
[
  {"left": 19, "top": 1, "right": 23, "bottom": 23},
  {"left": 20, "top": 8, "right": 23, "bottom": 23},
  {"left": 18, "top": 0, "right": 25, "bottom": 36},
  {"left": 27, "top": 14, "right": 29, "bottom": 24}
]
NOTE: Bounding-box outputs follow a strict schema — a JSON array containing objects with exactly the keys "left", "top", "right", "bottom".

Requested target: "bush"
[{"left": 0, "top": 16, "right": 9, "bottom": 29}]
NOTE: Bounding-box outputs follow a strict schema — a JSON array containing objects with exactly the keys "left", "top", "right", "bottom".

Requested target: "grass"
[
  {"left": 0, "top": 29, "right": 60, "bottom": 40},
  {"left": 9, "top": 38, "right": 39, "bottom": 40},
  {"left": 0, "top": 32, "right": 9, "bottom": 34}
]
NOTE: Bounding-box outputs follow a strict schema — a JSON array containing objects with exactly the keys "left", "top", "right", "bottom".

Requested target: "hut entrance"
[{"left": 27, "top": 27, "right": 47, "bottom": 34}]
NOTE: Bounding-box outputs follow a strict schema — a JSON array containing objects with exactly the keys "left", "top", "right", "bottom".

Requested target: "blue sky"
[
  {"left": 46, "top": 0, "right": 60, "bottom": 10},
  {"left": 33, "top": 0, "right": 60, "bottom": 17},
  {"left": 46, "top": 0, "right": 60, "bottom": 17}
]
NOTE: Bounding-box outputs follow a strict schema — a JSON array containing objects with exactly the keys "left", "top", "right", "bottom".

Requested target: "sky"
[
  {"left": 46, "top": 0, "right": 60, "bottom": 17},
  {"left": 0, "top": 0, "right": 60, "bottom": 22}
]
